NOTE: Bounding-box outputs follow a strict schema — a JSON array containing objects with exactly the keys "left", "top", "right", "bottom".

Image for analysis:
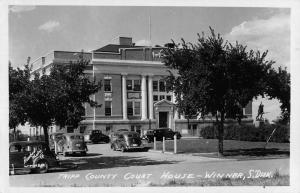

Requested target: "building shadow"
[
  {"left": 48, "top": 155, "right": 179, "bottom": 173},
  {"left": 223, "top": 148, "right": 290, "bottom": 157}
]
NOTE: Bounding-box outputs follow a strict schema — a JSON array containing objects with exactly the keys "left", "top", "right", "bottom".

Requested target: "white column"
[
  {"left": 122, "top": 74, "right": 128, "bottom": 120},
  {"left": 148, "top": 75, "right": 154, "bottom": 119},
  {"left": 141, "top": 75, "right": 147, "bottom": 120}
]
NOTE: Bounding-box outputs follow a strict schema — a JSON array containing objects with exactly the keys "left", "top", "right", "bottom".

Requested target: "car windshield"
[
  {"left": 70, "top": 135, "right": 83, "bottom": 140},
  {"left": 55, "top": 134, "right": 64, "bottom": 140},
  {"left": 127, "top": 134, "right": 139, "bottom": 138},
  {"left": 9, "top": 144, "right": 22, "bottom": 152}
]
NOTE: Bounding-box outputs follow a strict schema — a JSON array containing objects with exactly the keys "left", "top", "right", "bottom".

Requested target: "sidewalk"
[{"left": 147, "top": 149, "right": 236, "bottom": 162}]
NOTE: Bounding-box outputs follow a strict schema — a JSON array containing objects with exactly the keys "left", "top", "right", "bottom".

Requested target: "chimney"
[{"left": 119, "top": 37, "right": 132, "bottom": 46}]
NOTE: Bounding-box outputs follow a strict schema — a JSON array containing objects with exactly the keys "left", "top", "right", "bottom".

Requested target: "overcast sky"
[{"left": 8, "top": 6, "right": 291, "bottom": 121}]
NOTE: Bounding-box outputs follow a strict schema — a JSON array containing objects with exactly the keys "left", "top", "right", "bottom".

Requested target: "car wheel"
[{"left": 36, "top": 160, "right": 49, "bottom": 174}]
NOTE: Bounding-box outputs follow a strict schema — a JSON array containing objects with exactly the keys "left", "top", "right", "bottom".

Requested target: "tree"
[
  {"left": 265, "top": 67, "right": 290, "bottom": 124},
  {"left": 14, "top": 53, "right": 101, "bottom": 145},
  {"left": 163, "top": 28, "right": 274, "bottom": 154},
  {"left": 49, "top": 55, "right": 101, "bottom": 129},
  {"left": 9, "top": 60, "right": 31, "bottom": 138}
]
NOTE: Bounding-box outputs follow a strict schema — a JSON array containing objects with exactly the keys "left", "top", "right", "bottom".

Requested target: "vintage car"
[
  {"left": 49, "top": 133, "right": 88, "bottom": 156},
  {"left": 110, "top": 131, "right": 146, "bottom": 152},
  {"left": 49, "top": 132, "right": 64, "bottom": 151},
  {"left": 9, "top": 141, "right": 59, "bottom": 174},
  {"left": 84, "top": 130, "right": 110, "bottom": 144},
  {"left": 144, "top": 128, "right": 181, "bottom": 142}
]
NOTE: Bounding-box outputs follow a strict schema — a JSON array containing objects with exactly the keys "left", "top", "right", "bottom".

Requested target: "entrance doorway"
[{"left": 159, "top": 112, "right": 168, "bottom": 128}]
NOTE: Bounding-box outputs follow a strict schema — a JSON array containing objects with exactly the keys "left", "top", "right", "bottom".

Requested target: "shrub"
[{"left": 200, "top": 123, "right": 289, "bottom": 143}]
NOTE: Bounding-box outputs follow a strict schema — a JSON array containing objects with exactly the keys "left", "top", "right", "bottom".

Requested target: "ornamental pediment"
[{"left": 154, "top": 99, "right": 175, "bottom": 107}]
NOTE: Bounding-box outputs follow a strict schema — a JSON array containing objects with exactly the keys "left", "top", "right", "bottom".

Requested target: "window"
[
  {"left": 153, "top": 95, "right": 158, "bottom": 101},
  {"left": 133, "top": 80, "right": 141, "bottom": 91},
  {"left": 166, "top": 95, "right": 172, "bottom": 101},
  {"left": 79, "top": 126, "right": 86, "bottom": 133},
  {"left": 159, "top": 81, "right": 166, "bottom": 92},
  {"left": 153, "top": 81, "right": 158, "bottom": 92},
  {"left": 105, "top": 101, "right": 112, "bottom": 116},
  {"left": 127, "top": 101, "right": 140, "bottom": 116},
  {"left": 104, "top": 79, "right": 112, "bottom": 92},
  {"left": 159, "top": 95, "right": 165, "bottom": 100},
  {"left": 106, "top": 125, "right": 111, "bottom": 133},
  {"left": 10, "top": 144, "right": 22, "bottom": 152},
  {"left": 127, "top": 101, "right": 133, "bottom": 116},
  {"left": 131, "top": 125, "right": 135, "bottom": 131},
  {"left": 134, "top": 101, "right": 141, "bottom": 115},
  {"left": 126, "top": 80, "right": 133, "bottom": 91}
]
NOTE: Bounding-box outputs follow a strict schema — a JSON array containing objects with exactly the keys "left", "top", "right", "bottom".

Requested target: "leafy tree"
[
  {"left": 265, "top": 67, "right": 290, "bottom": 124},
  {"left": 11, "top": 53, "right": 101, "bottom": 145},
  {"left": 9, "top": 60, "right": 31, "bottom": 138},
  {"left": 163, "top": 28, "right": 274, "bottom": 154},
  {"left": 49, "top": 55, "right": 101, "bottom": 129}
]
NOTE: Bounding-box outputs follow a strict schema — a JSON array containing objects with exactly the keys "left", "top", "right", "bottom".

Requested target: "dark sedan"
[{"left": 145, "top": 128, "right": 181, "bottom": 142}]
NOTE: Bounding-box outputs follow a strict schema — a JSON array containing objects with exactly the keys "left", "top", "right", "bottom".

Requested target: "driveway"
[{"left": 9, "top": 143, "right": 289, "bottom": 187}]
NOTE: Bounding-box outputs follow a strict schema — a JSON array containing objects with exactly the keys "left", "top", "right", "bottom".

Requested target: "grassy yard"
[
  {"left": 148, "top": 138, "right": 289, "bottom": 159},
  {"left": 150, "top": 175, "right": 289, "bottom": 186}
]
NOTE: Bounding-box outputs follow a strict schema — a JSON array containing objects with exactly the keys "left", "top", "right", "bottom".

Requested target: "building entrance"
[{"left": 159, "top": 112, "right": 168, "bottom": 128}]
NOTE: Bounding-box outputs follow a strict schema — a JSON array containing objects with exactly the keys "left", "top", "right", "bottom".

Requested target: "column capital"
[{"left": 121, "top": 73, "right": 128, "bottom": 76}]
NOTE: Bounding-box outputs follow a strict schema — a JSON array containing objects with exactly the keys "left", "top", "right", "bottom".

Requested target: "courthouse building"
[{"left": 30, "top": 37, "right": 253, "bottom": 137}]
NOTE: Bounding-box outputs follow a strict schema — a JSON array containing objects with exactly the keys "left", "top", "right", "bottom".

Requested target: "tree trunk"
[
  {"left": 42, "top": 125, "right": 49, "bottom": 145},
  {"left": 218, "top": 112, "right": 225, "bottom": 155},
  {"left": 13, "top": 127, "right": 16, "bottom": 140},
  {"left": 187, "top": 118, "right": 190, "bottom": 134}
]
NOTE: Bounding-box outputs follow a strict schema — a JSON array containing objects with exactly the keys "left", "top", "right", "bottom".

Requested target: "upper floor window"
[
  {"left": 104, "top": 79, "right": 112, "bottom": 92},
  {"left": 153, "top": 81, "right": 158, "bottom": 92},
  {"left": 159, "top": 95, "right": 165, "bottom": 100},
  {"left": 133, "top": 80, "right": 141, "bottom": 91},
  {"left": 153, "top": 95, "right": 158, "bottom": 101},
  {"left": 126, "top": 80, "right": 132, "bottom": 90},
  {"left": 126, "top": 79, "right": 141, "bottom": 91},
  {"left": 159, "top": 81, "right": 166, "bottom": 92},
  {"left": 105, "top": 101, "right": 112, "bottom": 116}
]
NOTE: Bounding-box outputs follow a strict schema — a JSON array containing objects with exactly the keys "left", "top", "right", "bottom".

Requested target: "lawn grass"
[
  {"left": 150, "top": 175, "right": 289, "bottom": 186},
  {"left": 148, "top": 138, "right": 289, "bottom": 159}
]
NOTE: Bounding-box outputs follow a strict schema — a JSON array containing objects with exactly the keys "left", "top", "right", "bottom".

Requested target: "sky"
[{"left": 8, "top": 5, "right": 291, "bottom": 121}]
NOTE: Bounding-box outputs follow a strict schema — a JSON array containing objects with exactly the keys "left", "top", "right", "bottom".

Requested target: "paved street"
[{"left": 9, "top": 143, "right": 289, "bottom": 187}]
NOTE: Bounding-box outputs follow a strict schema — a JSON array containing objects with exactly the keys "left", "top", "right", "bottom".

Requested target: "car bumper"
[{"left": 65, "top": 149, "right": 87, "bottom": 153}]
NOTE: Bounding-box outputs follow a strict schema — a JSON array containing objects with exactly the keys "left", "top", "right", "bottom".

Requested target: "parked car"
[
  {"left": 9, "top": 141, "right": 59, "bottom": 174},
  {"left": 84, "top": 130, "right": 110, "bottom": 144},
  {"left": 49, "top": 132, "right": 64, "bottom": 151},
  {"left": 49, "top": 133, "right": 88, "bottom": 156},
  {"left": 145, "top": 128, "right": 181, "bottom": 142},
  {"left": 109, "top": 129, "right": 129, "bottom": 142},
  {"left": 110, "top": 131, "right": 146, "bottom": 152},
  {"left": 142, "top": 129, "right": 154, "bottom": 142}
]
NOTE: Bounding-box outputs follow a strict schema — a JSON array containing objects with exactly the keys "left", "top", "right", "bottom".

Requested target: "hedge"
[{"left": 200, "top": 123, "right": 289, "bottom": 143}]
